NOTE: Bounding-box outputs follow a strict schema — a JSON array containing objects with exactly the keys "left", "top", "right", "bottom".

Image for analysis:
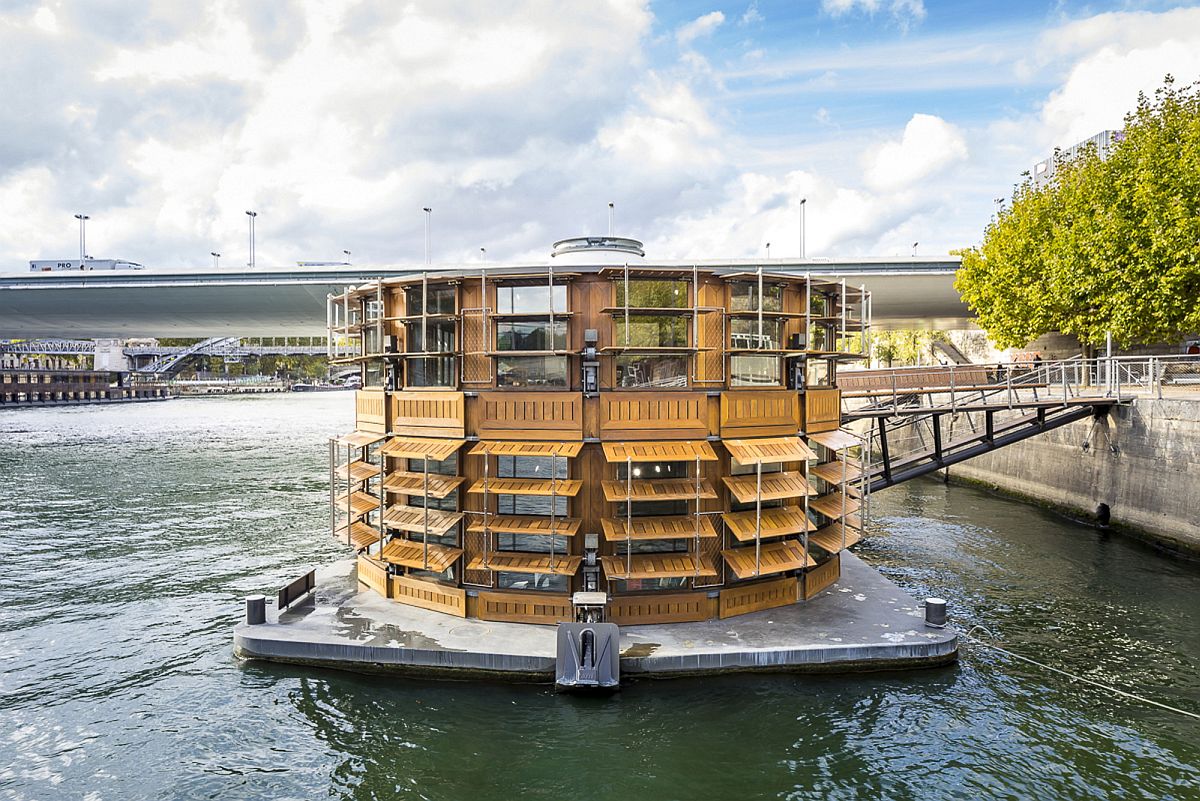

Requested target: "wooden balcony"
[
  {"left": 722, "top": 507, "right": 816, "bottom": 541},
  {"left": 381, "top": 504, "right": 463, "bottom": 536},
  {"left": 600, "top": 553, "right": 719, "bottom": 580},
  {"left": 382, "top": 471, "right": 465, "bottom": 499},
  {"left": 466, "top": 515, "right": 582, "bottom": 537},
  {"left": 466, "top": 552, "right": 582, "bottom": 576},
  {"left": 335, "top": 460, "right": 380, "bottom": 483},
  {"left": 600, "top": 515, "right": 719, "bottom": 540},
  {"left": 723, "top": 436, "right": 816, "bottom": 465},
  {"left": 466, "top": 478, "right": 583, "bottom": 497},
  {"left": 601, "top": 478, "right": 718, "bottom": 502},
  {"left": 721, "top": 540, "right": 816, "bottom": 580},
  {"left": 333, "top": 490, "right": 380, "bottom": 518},
  {"left": 333, "top": 520, "right": 380, "bottom": 550},
  {"left": 808, "top": 519, "right": 862, "bottom": 553},
  {"left": 380, "top": 538, "right": 463, "bottom": 573},
  {"left": 722, "top": 471, "right": 815, "bottom": 504},
  {"left": 809, "top": 491, "right": 861, "bottom": 519}
]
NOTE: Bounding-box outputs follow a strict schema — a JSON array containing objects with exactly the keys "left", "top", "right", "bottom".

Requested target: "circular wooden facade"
[{"left": 329, "top": 263, "right": 869, "bottom": 624}]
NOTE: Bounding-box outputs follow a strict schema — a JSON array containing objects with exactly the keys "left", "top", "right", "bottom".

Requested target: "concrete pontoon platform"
[{"left": 234, "top": 552, "right": 957, "bottom": 680}]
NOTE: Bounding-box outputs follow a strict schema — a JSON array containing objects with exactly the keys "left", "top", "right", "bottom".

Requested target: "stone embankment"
[{"left": 949, "top": 396, "right": 1200, "bottom": 557}]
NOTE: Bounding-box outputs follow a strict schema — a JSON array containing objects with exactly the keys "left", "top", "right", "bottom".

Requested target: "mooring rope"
[{"left": 961, "top": 625, "right": 1200, "bottom": 722}]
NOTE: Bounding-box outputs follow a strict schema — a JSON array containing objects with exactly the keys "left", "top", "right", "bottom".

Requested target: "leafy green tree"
[{"left": 956, "top": 76, "right": 1200, "bottom": 349}]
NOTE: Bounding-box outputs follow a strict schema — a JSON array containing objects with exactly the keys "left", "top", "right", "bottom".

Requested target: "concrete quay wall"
[{"left": 947, "top": 397, "right": 1200, "bottom": 557}]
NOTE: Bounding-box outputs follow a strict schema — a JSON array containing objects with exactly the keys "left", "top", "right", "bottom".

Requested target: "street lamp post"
[
  {"left": 799, "top": 198, "right": 807, "bottom": 260},
  {"left": 423, "top": 207, "right": 432, "bottom": 265},
  {"left": 765, "top": 242, "right": 771, "bottom": 260},
  {"left": 211, "top": 251, "right": 220, "bottom": 269},
  {"left": 245, "top": 210, "right": 258, "bottom": 268},
  {"left": 74, "top": 214, "right": 90, "bottom": 261},
  {"left": 343, "top": 249, "right": 351, "bottom": 264}
]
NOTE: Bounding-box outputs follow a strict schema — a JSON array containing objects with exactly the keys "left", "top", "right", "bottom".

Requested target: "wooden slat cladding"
[
  {"left": 804, "top": 387, "right": 842, "bottom": 433},
  {"left": 356, "top": 554, "right": 391, "bottom": 598},
  {"left": 720, "top": 390, "right": 801, "bottom": 438},
  {"left": 608, "top": 592, "right": 715, "bottom": 624},
  {"left": 473, "top": 391, "right": 584, "bottom": 440},
  {"left": 355, "top": 389, "right": 387, "bottom": 433},
  {"left": 802, "top": 554, "right": 841, "bottom": 599},
  {"left": 390, "top": 575, "right": 467, "bottom": 617},
  {"left": 390, "top": 390, "right": 465, "bottom": 437},
  {"left": 474, "top": 590, "right": 573, "bottom": 624},
  {"left": 718, "top": 575, "right": 799, "bottom": 619},
  {"left": 599, "top": 392, "right": 708, "bottom": 440}
]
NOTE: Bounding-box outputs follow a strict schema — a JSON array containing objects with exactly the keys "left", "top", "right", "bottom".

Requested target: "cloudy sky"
[{"left": 1, "top": 0, "right": 1197, "bottom": 271}]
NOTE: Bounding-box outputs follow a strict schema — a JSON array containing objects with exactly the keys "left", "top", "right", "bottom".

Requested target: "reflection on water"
[{"left": 1, "top": 395, "right": 1198, "bottom": 800}]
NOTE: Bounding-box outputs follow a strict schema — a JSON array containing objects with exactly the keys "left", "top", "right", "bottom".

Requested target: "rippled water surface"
[{"left": 1, "top": 395, "right": 1198, "bottom": 800}]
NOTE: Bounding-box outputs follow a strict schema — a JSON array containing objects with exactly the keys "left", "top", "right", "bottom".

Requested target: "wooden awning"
[
  {"left": 722, "top": 540, "right": 815, "bottom": 580},
  {"left": 724, "top": 436, "right": 817, "bottom": 466},
  {"left": 334, "top": 490, "right": 380, "bottom": 517},
  {"left": 466, "top": 478, "right": 583, "bottom": 497},
  {"left": 382, "top": 471, "right": 465, "bottom": 500},
  {"left": 468, "top": 441, "right": 583, "bottom": 458},
  {"left": 601, "top": 478, "right": 718, "bottom": 502},
  {"left": 599, "top": 553, "right": 718, "bottom": 580},
  {"left": 380, "top": 538, "right": 463, "bottom": 573},
  {"left": 722, "top": 507, "right": 816, "bottom": 542},
  {"left": 602, "top": 440, "right": 718, "bottom": 463},
  {"left": 466, "top": 514, "right": 582, "bottom": 536},
  {"left": 809, "top": 491, "right": 861, "bottom": 519},
  {"left": 380, "top": 437, "right": 465, "bottom": 460},
  {"left": 811, "top": 460, "right": 863, "bottom": 485},
  {"left": 600, "top": 515, "right": 719, "bottom": 541},
  {"left": 807, "top": 429, "right": 861, "bottom": 452},
  {"left": 335, "top": 460, "right": 381, "bottom": 483},
  {"left": 722, "top": 471, "right": 815, "bottom": 504},
  {"left": 466, "top": 552, "right": 582, "bottom": 576},
  {"left": 381, "top": 504, "right": 463, "bottom": 536},
  {"left": 809, "top": 520, "right": 862, "bottom": 553},
  {"left": 335, "top": 430, "right": 385, "bottom": 447},
  {"left": 333, "top": 520, "right": 380, "bottom": 551}
]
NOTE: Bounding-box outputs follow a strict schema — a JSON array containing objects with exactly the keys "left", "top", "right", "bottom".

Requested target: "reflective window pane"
[
  {"left": 495, "top": 320, "right": 567, "bottom": 351},
  {"left": 729, "top": 318, "right": 784, "bottom": 350},
  {"left": 615, "top": 280, "right": 688, "bottom": 308},
  {"left": 496, "top": 356, "right": 568, "bottom": 387},
  {"left": 496, "top": 285, "right": 567, "bottom": 314},
  {"left": 616, "top": 355, "right": 688, "bottom": 388},
  {"left": 730, "top": 355, "right": 781, "bottom": 386}
]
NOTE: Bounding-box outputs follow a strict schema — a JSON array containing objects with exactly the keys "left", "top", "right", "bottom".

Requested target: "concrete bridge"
[{"left": 0, "top": 256, "right": 966, "bottom": 338}]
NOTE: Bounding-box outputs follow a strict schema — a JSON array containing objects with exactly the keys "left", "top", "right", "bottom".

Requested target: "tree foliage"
[{"left": 956, "top": 76, "right": 1200, "bottom": 348}]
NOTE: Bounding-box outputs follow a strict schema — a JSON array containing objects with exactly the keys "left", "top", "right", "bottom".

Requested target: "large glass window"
[
  {"left": 729, "top": 318, "right": 784, "bottom": 350},
  {"left": 496, "top": 284, "right": 567, "bottom": 314},
  {"left": 496, "top": 356, "right": 568, "bottom": 388},
  {"left": 614, "top": 315, "right": 687, "bottom": 348},
  {"left": 615, "top": 280, "right": 689, "bottom": 308},
  {"left": 497, "top": 571, "right": 569, "bottom": 592},
  {"left": 730, "top": 281, "right": 783, "bottom": 312},
  {"left": 497, "top": 532, "right": 571, "bottom": 554},
  {"left": 495, "top": 320, "right": 567, "bottom": 351},
  {"left": 805, "top": 358, "right": 832, "bottom": 387},
  {"left": 809, "top": 324, "right": 831, "bottom": 351},
  {"left": 614, "top": 461, "right": 689, "bottom": 516},
  {"left": 406, "top": 356, "right": 456, "bottom": 387},
  {"left": 405, "top": 285, "right": 456, "bottom": 316},
  {"left": 611, "top": 577, "right": 690, "bottom": 592},
  {"left": 731, "top": 355, "right": 782, "bottom": 386},
  {"left": 405, "top": 320, "right": 455, "bottom": 353},
  {"left": 616, "top": 355, "right": 688, "bottom": 388},
  {"left": 809, "top": 291, "right": 831, "bottom": 318},
  {"left": 496, "top": 455, "right": 569, "bottom": 516}
]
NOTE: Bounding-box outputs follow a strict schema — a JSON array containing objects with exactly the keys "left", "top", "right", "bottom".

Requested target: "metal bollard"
[
  {"left": 924, "top": 597, "right": 947, "bottom": 628},
  {"left": 245, "top": 594, "right": 266, "bottom": 625}
]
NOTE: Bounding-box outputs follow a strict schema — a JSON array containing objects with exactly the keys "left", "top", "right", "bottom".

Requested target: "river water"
[{"left": 1, "top": 394, "right": 1197, "bottom": 801}]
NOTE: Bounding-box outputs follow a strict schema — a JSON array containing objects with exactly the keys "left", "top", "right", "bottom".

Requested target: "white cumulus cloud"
[
  {"left": 676, "top": 11, "right": 725, "bottom": 47},
  {"left": 861, "top": 114, "right": 968, "bottom": 192}
]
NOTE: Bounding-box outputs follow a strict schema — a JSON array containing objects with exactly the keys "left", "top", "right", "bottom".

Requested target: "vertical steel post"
[
  {"left": 625, "top": 455, "right": 633, "bottom": 578},
  {"left": 422, "top": 454, "right": 430, "bottom": 570}
]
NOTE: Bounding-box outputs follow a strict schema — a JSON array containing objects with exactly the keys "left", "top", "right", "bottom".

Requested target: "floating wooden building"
[{"left": 326, "top": 237, "right": 870, "bottom": 626}]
